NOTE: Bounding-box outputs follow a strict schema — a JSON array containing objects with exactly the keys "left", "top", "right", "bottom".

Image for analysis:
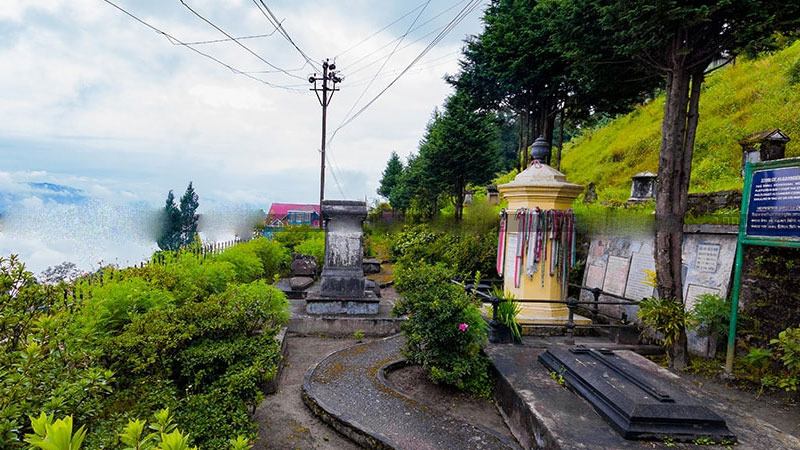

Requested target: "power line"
[
  {"left": 345, "top": 50, "right": 460, "bottom": 86},
  {"left": 339, "top": 0, "right": 432, "bottom": 130},
  {"left": 337, "top": 0, "right": 469, "bottom": 74},
  {"left": 178, "top": 0, "right": 308, "bottom": 80},
  {"left": 327, "top": 0, "right": 483, "bottom": 146},
  {"left": 102, "top": 0, "right": 304, "bottom": 91},
  {"left": 251, "top": 0, "right": 321, "bottom": 71},
  {"left": 334, "top": 0, "right": 430, "bottom": 60},
  {"left": 175, "top": 31, "right": 279, "bottom": 46}
]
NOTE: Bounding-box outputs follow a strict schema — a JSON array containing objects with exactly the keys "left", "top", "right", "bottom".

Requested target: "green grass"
[{"left": 561, "top": 41, "right": 800, "bottom": 203}]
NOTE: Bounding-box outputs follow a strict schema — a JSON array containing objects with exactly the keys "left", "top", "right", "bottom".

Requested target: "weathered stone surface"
[
  {"left": 362, "top": 258, "right": 381, "bottom": 275},
  {"left": 364, "top": 278, "right": 381, "bottom": 298},
  {"left": 319, "top": 200, "right": 367, "bottom": 299},
  {"left": 538, "top": 347, "right": 735, "bottom": 442},
  {"left": 289, "top": 276, "right": 314, "bottom": 291},
  {"left": 305, "top": 293, "right": 380, "bottom": 315},
  {"left": 291, "top": 253, "right": 317, "bottom": 277}
]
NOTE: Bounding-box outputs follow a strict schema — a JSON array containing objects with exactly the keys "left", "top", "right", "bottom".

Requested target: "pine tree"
[
  {"left": 377, "top": 152, "right": 404, "bottom": 199},
  {"left": 157, "top": 190, "right": 181, "bottom": 251},
  {"left": 179, "top": 182, "right": 199, "bottom": 247}
]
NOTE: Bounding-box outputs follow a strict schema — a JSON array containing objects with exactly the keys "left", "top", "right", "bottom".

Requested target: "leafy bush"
[
  {"left": 216, "top": 245, "right": 265, "bottom": 283},
  {"left": 393, "top": 262, "right": 491, "bottom": 396},
  {"left": 689, "top": 293, "right": 730, "bottom": 339},
  {"left": 294, "top": 236, "right": 325, "bottom": 269},
  {"left": 638, "top": 296, "right": 688, "bottom": 362},
  {"left": 389, "top": 224, "right": 497, "bottom": 278},
  {"left": 771, "top": 324, "right": 800, "bottom": 375},
  {"left": 245, "top": 238, "right": 290, "bottom": 280},
  {"left": 273, "top": 225, "right": 322, "bottom": 251},
  {"left": 78, "top": 278, "right": 174, "bottom": 334},
  {"left": 143, "top": 253, "right": 237, "bottom": 304},
  {"left": 788, "top": 56, "right": 800, "bottom": 85}
]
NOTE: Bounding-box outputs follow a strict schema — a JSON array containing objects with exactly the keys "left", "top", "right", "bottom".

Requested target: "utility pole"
[{"left": 309, "top": 59, "right": 343, "bottom": 228}]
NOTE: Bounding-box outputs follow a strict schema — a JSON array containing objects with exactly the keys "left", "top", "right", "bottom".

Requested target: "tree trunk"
[
  {"left": 517, "top": 110, "right": 524, "bottom": 171},
  {"left": 654, "top": 61, "right": 690, "bottom": 369},
  {"left": 455, "top": 178, "right": 465, "bottom": 221},
  {"left": 556, "top": 108, "right": 566, "bottom": 170}
]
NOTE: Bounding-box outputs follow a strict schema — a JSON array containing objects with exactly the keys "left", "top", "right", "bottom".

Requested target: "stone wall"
[
  {"left": 687, "top": 190, "right": 742, "bottom": 216},
  {"left": 739, "top": 245, "right": 800, "bottom": 345}
]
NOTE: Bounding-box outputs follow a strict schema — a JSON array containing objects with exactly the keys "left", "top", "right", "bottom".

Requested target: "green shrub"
[
  {"left": 294, "top": 236, "right": 325, "bottom": 269},
  {"left": 274, "top": 225, "right": 322, "bottom": 251},
  {"left": 79, "top": 278, "right": 174, "bottom": 334},
  {"left": 216, "top": 245, "right": 264, "bottom": 283},
  {"left": 393, "top": 262, "right": 491, "bottom": 396},
  {"left": 638, "top": 296, "right": 688, "bottom": 363},
  {"left": 493, "top": 287, "right": 522, "bottom": 342},
  {"left": 143, "top": 253, "right": 237, "bottom": 304},
  {"left": 245, "top": 238, "right": 290, "bottom": 280},
  {"left": 771, "top": 324, "right": 800, "bottom": 375},
  {"left": 389, "top": 224, "right": 498, "bottom": 278},
  {"left": 688, "top": 293, "right": 730, "bottom": 339},
  {"left": 788, "top": 56, "right": 800, "bottom": 85}
]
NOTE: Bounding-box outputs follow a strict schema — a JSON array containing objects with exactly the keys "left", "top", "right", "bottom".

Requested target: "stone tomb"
[
  {"left": 581, "top": 225, "right": 737, "bottom": 356},
  {"left": 305, "top": 200, "right": 379, "bottom": 315},
  {"left": 539, "top": 347, "right": 735, "bottom": 442}
]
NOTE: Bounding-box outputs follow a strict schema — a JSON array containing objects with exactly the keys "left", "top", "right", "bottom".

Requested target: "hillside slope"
[{"left": 560, "top": 41, "right": 800, "bottom": 202}]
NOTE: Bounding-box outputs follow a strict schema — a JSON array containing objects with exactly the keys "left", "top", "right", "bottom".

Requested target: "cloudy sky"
[{"left": 0, "top": 0, "right": 485, "bottom": 272}]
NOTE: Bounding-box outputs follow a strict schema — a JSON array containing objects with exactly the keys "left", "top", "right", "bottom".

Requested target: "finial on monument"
[{"left": 530, "top": 135, "right": 551, "bottom": 166}]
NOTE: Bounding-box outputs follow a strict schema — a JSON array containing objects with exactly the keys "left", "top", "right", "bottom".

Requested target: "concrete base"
[
  {"left": 263, "top": 326, "right": 288, "bottom": 395},
  {"left": 482, "top": 302, "right": 592, "bottom": 325},
  {"left": 305, "top": 291, "right": 380, "bottom": 315},
  {"left": 288, "top": 298, "right": 403, "bottom": 336}
]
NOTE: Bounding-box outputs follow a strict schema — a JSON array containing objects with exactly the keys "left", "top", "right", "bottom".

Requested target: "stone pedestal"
[
  {"left": 498, "top": 163, "right": 590, "bottom": 325},
  {"left": 306, "top": 200, "right": 379, "bottom": 315}
]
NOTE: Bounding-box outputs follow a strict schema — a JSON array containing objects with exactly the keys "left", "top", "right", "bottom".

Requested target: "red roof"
[{"left": 267, "top": 203, "right": 320, "bottom": 216}]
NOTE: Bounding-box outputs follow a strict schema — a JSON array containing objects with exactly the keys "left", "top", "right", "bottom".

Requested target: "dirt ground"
[
  {"left": 678, "top": 371, "right": 800, "bottom": 439},
  {"left": 384, "top": 364, "right": 516, "bottom": 442}
]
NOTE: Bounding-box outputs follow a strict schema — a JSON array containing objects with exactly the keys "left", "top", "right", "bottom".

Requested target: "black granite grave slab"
[{"left": 538, "top": 347, "right": 736, "bottom": 442}]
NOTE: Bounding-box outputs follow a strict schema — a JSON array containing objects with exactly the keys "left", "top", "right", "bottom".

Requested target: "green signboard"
[{"left": 726, "top": 157, "right": 800, "bottom": 374}]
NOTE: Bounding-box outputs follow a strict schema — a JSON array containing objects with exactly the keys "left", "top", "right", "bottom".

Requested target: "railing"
[{"left": 452, "top": 280, "right": 641, "bottom": 344}]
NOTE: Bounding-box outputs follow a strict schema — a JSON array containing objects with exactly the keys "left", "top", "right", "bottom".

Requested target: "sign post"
[{"left": 726, "top": 156, "right": 800, "bottom": 374}]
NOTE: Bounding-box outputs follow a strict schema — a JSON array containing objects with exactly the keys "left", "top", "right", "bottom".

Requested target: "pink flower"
[{"left": 459, "top": 323, "right": 468, "bottom": 332}]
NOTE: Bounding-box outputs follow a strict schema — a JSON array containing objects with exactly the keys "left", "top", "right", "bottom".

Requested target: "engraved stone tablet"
[
  {"left": 624, "top": 252, "right": 655, "bottom": 300},
  {"left": 695, "top": 243, "right": 721, "bottom": 273},
  {"left": 505, "top": 233, "right": 518, "bottom": 279},
  {"left": 585, "top": 264, "right": 605, "bottom": 289},
  {"left": 603, "top": 256, "right": 630, "bottom": 296}
]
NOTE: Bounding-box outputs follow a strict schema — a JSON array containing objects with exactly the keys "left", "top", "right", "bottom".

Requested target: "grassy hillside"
[{"left": 561, "top": 41, "right": 800, "bottom": 202}]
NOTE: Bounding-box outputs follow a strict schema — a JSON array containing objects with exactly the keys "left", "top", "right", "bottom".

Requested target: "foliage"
[
  {"left": 393, "top": 262, "right": 491, "bottom": 397},
  {"left": 388, "top": 224, "right": 498, "bottom": 279},
  {"left": 378, "top": 151, "right": 405, "bottom": 201},
  {"left": 770, "top": 325, "right": 800, "bottom": 375},
  {"left": 273, "top": 225, "right": 322, "bottom": 252},
  {"left": 294, "top": 236, "right": 325, "bottom": 269},
  {"left": 244, "top": 238, "right": 290, "bottom": 281},
  {"left": 689, "top": 293, "right": 731, "bottom": 338},
  {"left": 789, "top": 56, "right": 800, "bottom": 85},
  {"left": 493, "top": 287, "right": 522, "bottom": 342},
  {"left": 25, "top": 413, "right": 86, "bottom": 450},
  {"left": 561, "top": 42, "right": 800, "bottom": 202},
  {"left": 1, "top": 246, "right": 290, "bottom": 449},
  {"left": 158, "top": 183, "right": 200, "bottom": 251},
  {"left": 637, "top": 297, "right": 688, "bottom": 362}
]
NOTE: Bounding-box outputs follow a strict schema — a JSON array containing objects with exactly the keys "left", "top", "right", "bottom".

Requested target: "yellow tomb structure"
[{"left": 497, "top": 160, "right": 591, "bottom": 325}]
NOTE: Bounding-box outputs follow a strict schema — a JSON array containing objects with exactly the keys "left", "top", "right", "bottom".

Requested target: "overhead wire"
[
  {"left": 175, "top": 31, "right": 279, "bottom": 46},
  {"left": 178, "top": 0, "right": 309, "bottom": 80},
  {"left": 338, "top": 0, "right": 432, "bottom": 131},
  {"left": 251, "top": 0, "right": 321, "bottom": 71},
  {"left": 337, "top": 0, "right": 469, "bottom": 75},
  {"left": 345, "top": 50, "right": 460, "bottom": 86},
  {"left": 334, "top": 0, "right": 430, "bottom": 60},
  {"left": 102, "top": 0, "right": 304, "bottom": 92},
  {"left": 327, "top": 0, "right": 483, "bottom": 146}
]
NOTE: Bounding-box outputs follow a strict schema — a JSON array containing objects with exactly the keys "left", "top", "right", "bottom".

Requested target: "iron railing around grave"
[{"left": 452, "top": 280, "right": 642, "bottom": 344}]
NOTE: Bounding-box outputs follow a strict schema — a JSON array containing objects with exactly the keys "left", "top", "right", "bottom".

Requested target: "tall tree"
[
  {"left": 179, "top": 182, "right": 199, "bottom": 247},
  {"left": 423, "top": 91, "right": 500, "bottom": 220},
  {"left": 556, "top": 0, "right": 800, "bottom": 368},
  {"left": 157, "top": 190, "right": 181, "bottom": 251},
  {"left": 377, "top": 152, "right": 405, "bottom": 200}
]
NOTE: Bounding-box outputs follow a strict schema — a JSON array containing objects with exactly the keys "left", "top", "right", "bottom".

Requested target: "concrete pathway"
[{"left": 302, "top": 335, "right": 521, "bottom": 450}]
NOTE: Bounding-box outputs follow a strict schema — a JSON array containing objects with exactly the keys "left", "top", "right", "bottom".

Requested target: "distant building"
[{"left": 264, "top": 203, "right": 321, "bottom": 237}]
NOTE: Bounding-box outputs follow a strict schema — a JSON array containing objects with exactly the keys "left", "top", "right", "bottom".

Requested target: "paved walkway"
[{"left": 302, "top": 335, "right": 521, "bottom": 450}]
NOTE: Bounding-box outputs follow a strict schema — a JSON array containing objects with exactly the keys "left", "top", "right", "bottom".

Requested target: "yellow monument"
[{"left": 497, "top": 138, "right": 590, "bottom": 325}]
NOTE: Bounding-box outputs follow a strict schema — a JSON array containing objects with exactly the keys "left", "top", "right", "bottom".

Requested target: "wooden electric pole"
[{"left": 309, "top": 59, "right": 342, "bottom": 228}]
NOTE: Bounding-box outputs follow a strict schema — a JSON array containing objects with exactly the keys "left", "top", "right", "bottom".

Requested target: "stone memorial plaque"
[
  {"left": 603, "top": 256, "right": 630, "bottom": 296},
  {"left": 585, "top": 264, "right": 605, "bottom": 289},
  {"left": 695, "top": 243, "right": 721, "bottom": 273},
  {"left": 685, "top": 284, "right": 722, "bottom": 310},
  {"left": 746, "top": 166, "right": 800, "bottom": 238},
  {"left": 624, "top": 252, "right": 655, "bottom": 301}
]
